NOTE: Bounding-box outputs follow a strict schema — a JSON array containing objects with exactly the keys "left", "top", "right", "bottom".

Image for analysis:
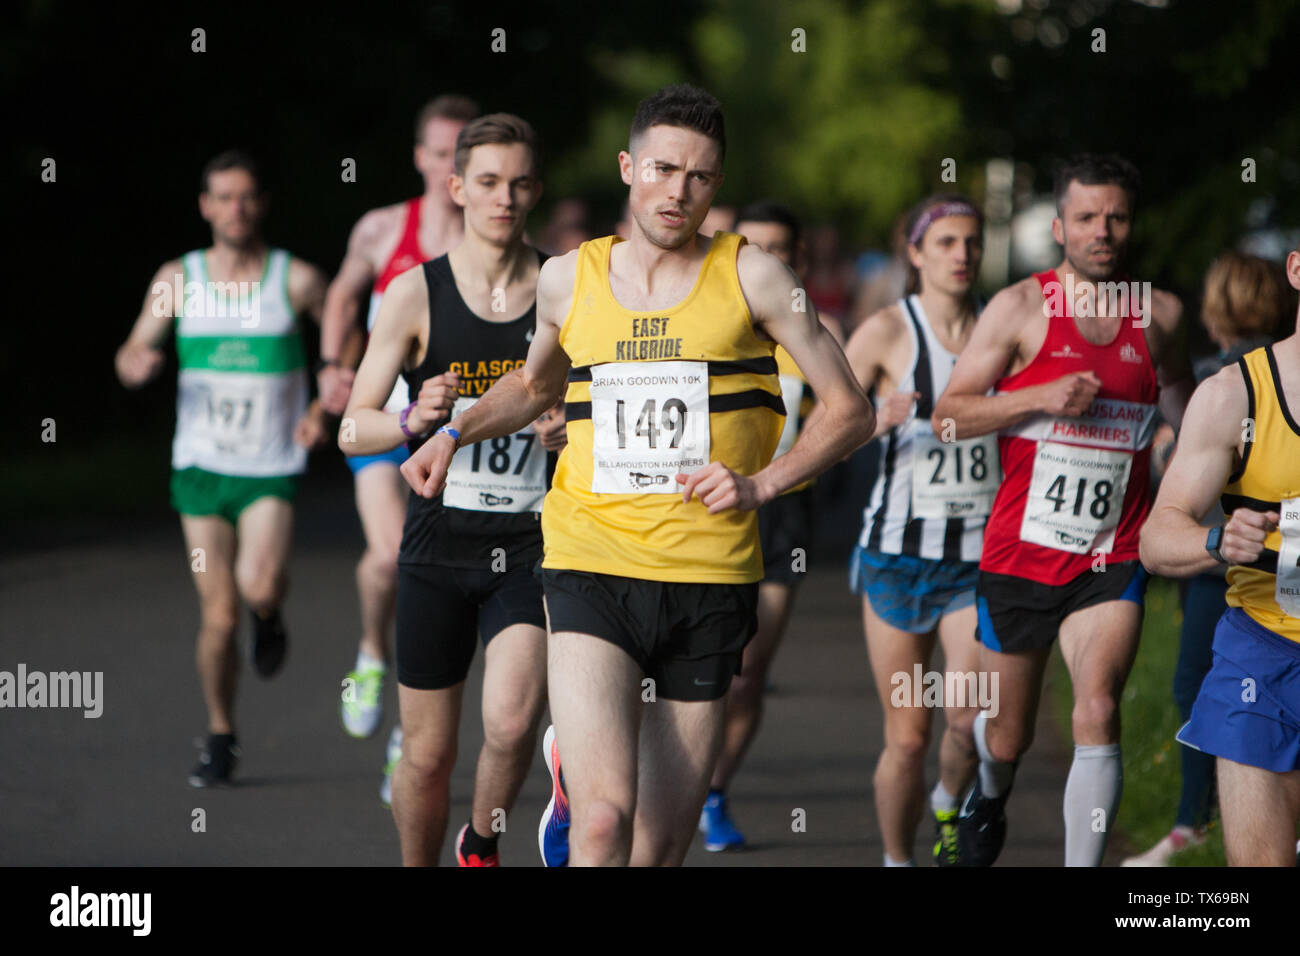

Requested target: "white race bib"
[
  {"left": 1019, "top": 441, "right": 1131, "bottom": 554},
  {"left": 909, "top": 422, "right": 1000, "bottom": 520},
  {"left": 589, "top": 360, "right": 710, "bottom": 494},
  {"left": 773, "top": 373, "right": 805, "bottom": 459},
  {"left": 1275, "top": 497, "right": 1300, "bottom": 617},
  {"left": 442, "top": 397, "right": 547, "bottom": 513},
  {"left": 188, "top": 380, "right": 268, "bottom": 459}
]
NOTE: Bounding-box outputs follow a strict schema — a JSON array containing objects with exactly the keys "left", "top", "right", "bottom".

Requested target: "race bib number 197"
[
  {"left": 589, "top": 360, "right": 710, "bottom": 494},
  {"left": 191, "top": 381, "right": 267, "bottom": 458}
]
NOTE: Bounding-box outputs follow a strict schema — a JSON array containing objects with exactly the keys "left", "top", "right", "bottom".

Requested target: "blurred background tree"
[{"left": 7, "top": 0, "right": 1299, "bottom": 478}]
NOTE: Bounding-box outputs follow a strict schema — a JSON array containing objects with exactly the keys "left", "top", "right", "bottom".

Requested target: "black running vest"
[{"left": 398, "top": 252, "right": 553, "bottom": 568}]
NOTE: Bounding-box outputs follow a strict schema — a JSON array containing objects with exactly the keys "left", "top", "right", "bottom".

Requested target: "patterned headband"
[{"left": 908, "top": 202, "right": 982, "bottom": 247}]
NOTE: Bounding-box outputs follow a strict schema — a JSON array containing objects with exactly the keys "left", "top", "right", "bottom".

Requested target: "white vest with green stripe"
[{"left": 172, "top": 248, "right": 308, "bottom": 476}]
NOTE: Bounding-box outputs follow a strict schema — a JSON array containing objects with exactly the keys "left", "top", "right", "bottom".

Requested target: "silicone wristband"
[
  {"left": 435, "top": 425, "right": 461, "bottom": 445},
  {"left": 398, "top": 402, "right": 422, "bottom": 439}
]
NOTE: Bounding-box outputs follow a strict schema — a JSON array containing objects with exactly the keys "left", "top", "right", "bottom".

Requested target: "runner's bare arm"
[
  {"left": 1149, "top": 289, "right": 1194, "bottom": 433},
  {"left": 340, "top": 267, "right": 438, "bottom": 455},
  {"left": 115, "top": 260, "right": 181, "bottom": 389},
  {"left": 286, "top": 259, "right": 331, "bottom": 438},
  {"left": 680, "top": 245, "right": 874, "bottom": 512},
  {"left": 400, "top": 252, "right": 575, "bottom": 498},
  {"left": 288, "top": 258, "right": 329, "bottom": 326},
  {"left": 1139, "top": 367, "right": 1266, "bottom": 576},
  {"left": 932, "top": 282, "right": 1098, "bottom": 439},
  {"left": 318, "top": 209, "right": 391, "bottom": 412},
  {"left": 320, "top": 209, "right": 389, "bottom": 361},
  {"left": 842, "top": 305, "right": 917, "bottom": 441}
]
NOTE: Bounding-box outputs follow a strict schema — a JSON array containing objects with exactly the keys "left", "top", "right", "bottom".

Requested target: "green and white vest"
[{"left": 172, "top": 248, "right": 308, "bottom": 476}]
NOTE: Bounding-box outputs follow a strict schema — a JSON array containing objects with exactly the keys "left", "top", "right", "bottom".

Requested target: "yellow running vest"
[
  {"left": 1222, "top": 345, "right": 1300, "bottom": 643},
  {"left": 543, "top": 233, "right": 784, "bottom": 582}
]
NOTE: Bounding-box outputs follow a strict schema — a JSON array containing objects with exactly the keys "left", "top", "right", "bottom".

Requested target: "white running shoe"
[
  {"left": 1120, "top": 825, "right": 1206, "bottom": 866},
  {"left": 379, "top": 725, "right": 403, "bottom": 808},
  {"left": 341, "top": 663, "right": 386, "bottom": 738}
]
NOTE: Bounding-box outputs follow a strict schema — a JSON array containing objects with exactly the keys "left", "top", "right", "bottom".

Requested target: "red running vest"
[
  {"left": 979, "top": 270, "right": 1158, "bottom": 585},
  {"left": 375, "top": 198, "right": 428, "bottom": 293}
]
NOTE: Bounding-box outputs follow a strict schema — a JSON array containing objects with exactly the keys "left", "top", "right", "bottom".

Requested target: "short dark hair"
[
  {"left": 629, "top": 84, "right": 726, "bottom": 162},
  {"left": 201, "top": 150, "right": 263, "bottom": 194},
  {"left": 733, "top": 200, "right": 801, "bottom": 249},
  {"left": 415, "top": 94, "right": 480, "bottom": 143},
  {"left": 453, "top": 113, "right": 541, "bottom": 177},
  {"left": 1053, "top": 153, "right": 1140, "bottom": 212}
]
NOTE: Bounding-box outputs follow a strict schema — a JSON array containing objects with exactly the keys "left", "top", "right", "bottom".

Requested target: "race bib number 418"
[
  {"left": 589, "top": 360, "right": 710, "bottom": 493},
  {"left": 1019, "top": 442, "right": 1131, "bottom": 554}
]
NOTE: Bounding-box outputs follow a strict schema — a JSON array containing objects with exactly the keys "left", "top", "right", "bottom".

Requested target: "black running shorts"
[
  {"left": 396, "top": 561, "right": 546, "bottom": 690},
  {"left": 975, "top": 560, "right": 1149, "bottom": 654},
  {"left": 540, "top": 569, "right": 759, "bottom": 702}
]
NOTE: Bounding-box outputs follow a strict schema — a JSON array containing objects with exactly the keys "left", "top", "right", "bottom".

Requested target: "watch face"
[{"left": 1207, "top": 525, "right": 1223, "bottom": 551}]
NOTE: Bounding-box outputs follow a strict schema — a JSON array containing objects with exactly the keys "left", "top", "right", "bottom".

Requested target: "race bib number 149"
[{"left": 589, "top": 360, "right": 710, "bottom": 494}]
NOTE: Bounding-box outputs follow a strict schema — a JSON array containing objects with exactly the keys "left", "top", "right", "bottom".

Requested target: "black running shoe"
[
  {"left": 250, "top": 609, "right": 287, "bottom": 677},
  {"left": 188, "top": 733, "right": 239, "bottom": 788},
  {"left": 955, "top": 784, "right": 1007, "bottom": 867}
]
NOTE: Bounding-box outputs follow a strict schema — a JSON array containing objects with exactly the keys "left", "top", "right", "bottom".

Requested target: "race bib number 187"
[
  {"left": 589, "top": 360, "right": 710, "bottom": 494},
  {"left": 442, "top": 397, "right": 547, "bottom": 513}
]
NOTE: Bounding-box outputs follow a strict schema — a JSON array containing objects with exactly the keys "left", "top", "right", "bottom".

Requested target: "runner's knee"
[
  {"left": 1071, "top": 692, "right": 1118, "bottom": 742},
  {"left": 235, "top": 567, "right": 283, "bottom": 610},
  {"left": 198, "top": 602, "right": 239, "bottom": 641},
  {"left": 359, "top": 546, "right": 399, "bottom": 583},
  {"left": 401, "top": 732, "right": 457, "bottom": 785},
  {"left": 482, "top": 706, "right": 534, "bottom": 756},
  {"left": 883, "top": 723, "right": 931, "bottom": 765},
  {"left": 575, "top": 798, "right": 631, "bottom": 854}
]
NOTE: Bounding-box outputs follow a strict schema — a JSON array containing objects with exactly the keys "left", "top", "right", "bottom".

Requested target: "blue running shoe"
[
  {"left": 698, "top": 790, "right": 745, "bottom": 851},
  {"left": 538, "top": 725, "right": 570, "bottom": 867}
]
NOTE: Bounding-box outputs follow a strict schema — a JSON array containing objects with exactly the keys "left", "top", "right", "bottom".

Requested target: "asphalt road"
[{"left": 1, "top": 462, "right": 1111, "bottom": 866}]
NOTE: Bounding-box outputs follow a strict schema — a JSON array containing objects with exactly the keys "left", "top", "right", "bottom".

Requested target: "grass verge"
[{"left": 1050, "top": 576, "right": 1226, "bottom": 866}]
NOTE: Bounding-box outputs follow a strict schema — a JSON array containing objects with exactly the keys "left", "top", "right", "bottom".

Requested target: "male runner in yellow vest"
[
  {"left": 400, "top": 85, "right": 875, "bottom": 865},
  {"left": 1140, "top": 239, "right": 1300, "bottom": 866}
]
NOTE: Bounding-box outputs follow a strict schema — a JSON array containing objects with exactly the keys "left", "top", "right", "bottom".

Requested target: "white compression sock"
[
  {"left": 930, "top": 781, "right": 958, "bottom": 814},
  {"left": 973, "top": 711, "right": 1016, "bottom": 798},
  {"left": 356, "top": 649, "right": 385, "bottom": 673},
  {"left": 1063, "top": 743, "right": 1122, "bottom": 867},
  {"left": 883, "top": 853, "right": 916, "bottom": 867}
]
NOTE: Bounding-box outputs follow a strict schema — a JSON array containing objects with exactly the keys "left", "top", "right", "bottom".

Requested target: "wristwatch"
[
  {"left": 314, "top": 357, "right": 340, "bottom": 375},
  {"left": 1205, "top": 525, "right": 1229, "bottom": 565}
]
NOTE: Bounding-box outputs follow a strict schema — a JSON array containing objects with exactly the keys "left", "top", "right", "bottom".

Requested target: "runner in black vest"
[{"left": 342, "top": 113, "right": 563, "bottom": 866}]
